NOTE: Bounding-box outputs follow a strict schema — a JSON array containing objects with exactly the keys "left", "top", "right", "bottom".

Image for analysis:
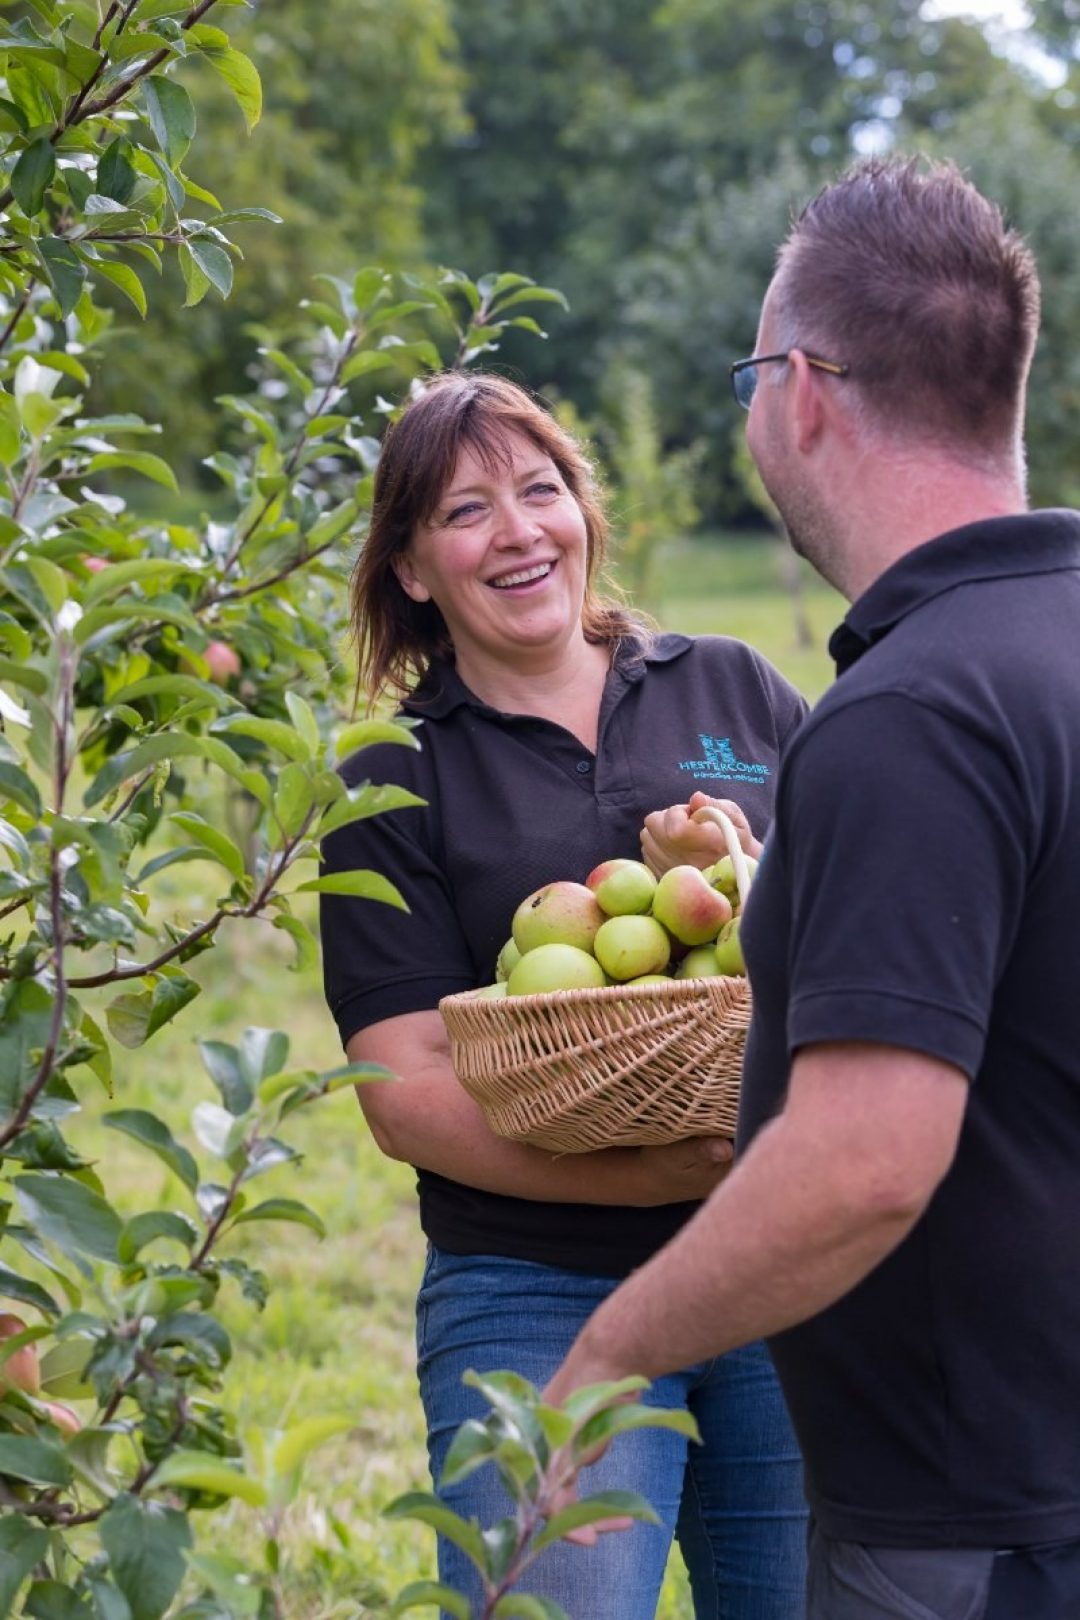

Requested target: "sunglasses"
[{"left": 729, "top": 352, "right": 849, "bottom": 410}]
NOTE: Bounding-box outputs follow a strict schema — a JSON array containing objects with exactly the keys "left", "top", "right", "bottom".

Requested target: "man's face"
[{"left": 745, "top": 281, "right": 838, "bottom": 581}]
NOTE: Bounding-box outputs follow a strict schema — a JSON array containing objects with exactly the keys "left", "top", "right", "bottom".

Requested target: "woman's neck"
[{"left": 453, "top": 634, "right": 612, "bottom": 752}]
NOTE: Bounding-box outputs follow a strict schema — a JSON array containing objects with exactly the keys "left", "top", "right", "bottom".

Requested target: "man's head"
[{"left": 745, "top": 156, "right": 1041, "bottom": 589}]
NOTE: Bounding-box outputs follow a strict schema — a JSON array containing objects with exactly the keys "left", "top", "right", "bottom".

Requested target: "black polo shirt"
[
  {"left": 321, "top": 631, "right": 805, "bottom": 1277},
  {"left": 739, "top": 510, "right": 1080, "bottom": 1547}
]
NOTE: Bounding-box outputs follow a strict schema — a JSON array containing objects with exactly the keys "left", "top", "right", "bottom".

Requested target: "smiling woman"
[{"left": 318, "top": 372, "right": 811, "bottom": 1619}]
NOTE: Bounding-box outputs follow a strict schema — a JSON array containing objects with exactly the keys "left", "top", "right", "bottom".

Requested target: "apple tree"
[{"left": 0, "top": 2, "right": 574, "bottom": 1613}]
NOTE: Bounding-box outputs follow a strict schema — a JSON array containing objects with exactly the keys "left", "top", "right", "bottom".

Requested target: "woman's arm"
[{"left": 349, "top": 1009, "right": 732, "bottom": 1207}]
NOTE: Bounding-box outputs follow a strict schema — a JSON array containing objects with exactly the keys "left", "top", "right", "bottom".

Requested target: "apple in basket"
[
  {"left": 651, "top": 865, "right": 733, "bottom": 947},
  {"left": 586, "top": 858, "right": 657, "bottom": 917},
  {"left": 512, "top": 881, "right": 604, "bottom": 955},
  {"left": 593, "top": 915, "right": 671, "bottom": 982},
  {"left": 507, "top": 942, "right": 607, "bottom": 995}
]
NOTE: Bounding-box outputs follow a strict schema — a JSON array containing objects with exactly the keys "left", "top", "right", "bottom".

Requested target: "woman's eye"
[
  {"left": 443, "top": 502, "right": 484, "bottom": 524},
  {"left": 526, "top": 482, "right": 560, "bottom": 499}
]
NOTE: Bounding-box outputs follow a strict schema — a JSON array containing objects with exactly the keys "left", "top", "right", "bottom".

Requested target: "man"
[{"left": 547, "top": 156, "right": 1080, "bottom": 1618}]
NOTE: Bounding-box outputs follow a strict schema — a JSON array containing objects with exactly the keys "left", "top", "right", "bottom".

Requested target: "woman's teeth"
[{"left": 490, "top": 562, "right": 553, "bottom": 589}]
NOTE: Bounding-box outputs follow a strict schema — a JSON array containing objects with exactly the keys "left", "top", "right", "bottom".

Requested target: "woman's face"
[{"left": 393, "top": 429, "right": 591, "bottom": 672}]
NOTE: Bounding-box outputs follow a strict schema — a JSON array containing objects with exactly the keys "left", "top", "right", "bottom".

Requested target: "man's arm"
[{"left": 547, "top": 1040, "right": 968, "bottom": 1396}]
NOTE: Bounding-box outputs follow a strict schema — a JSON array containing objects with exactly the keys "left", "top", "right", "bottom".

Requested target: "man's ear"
[
  {"left": 391, "top": 549, "right": 431, "bottom": 604},
  {"left": 787, "top": 349, "right": 828, "bottom": 454}
]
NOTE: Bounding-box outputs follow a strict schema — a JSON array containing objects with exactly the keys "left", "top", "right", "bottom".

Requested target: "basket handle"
[{"left": 690, "top": 805, "right": 755, "bottom": 910}]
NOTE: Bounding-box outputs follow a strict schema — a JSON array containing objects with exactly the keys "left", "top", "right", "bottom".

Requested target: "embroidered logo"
[{"left": 679, "top": 735, "right": 770, "bottom": 783}]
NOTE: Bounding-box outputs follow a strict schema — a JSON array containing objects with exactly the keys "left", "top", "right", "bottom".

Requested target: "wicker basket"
[{"left": 440, "top": 808, "right": 753, "bottom": 1153}]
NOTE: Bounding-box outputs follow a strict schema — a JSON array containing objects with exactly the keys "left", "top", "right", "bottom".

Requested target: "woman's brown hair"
[{"left": 350, "top": 372, "right": 640, "bottom": 707}]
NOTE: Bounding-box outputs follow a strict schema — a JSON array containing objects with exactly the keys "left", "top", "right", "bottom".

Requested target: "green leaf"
[
  {"left": 490, "top": 286, "right": 569, "bottom": 313},
  {"left": 440, "top": 1418, "right": 497, "bottom": 1487},
  {"left": 97, "top": 136, "right": 136, "bottom": 203},
  {"left": 384, "top": 1491, "right": 487, "bottom": 1572},
  {"left": 110, "top": 673, "right": 233, "bottom": 711},
  {"left": 116, "top": 1210, "right": 199, "bottom": 1264},
  {"left": 83, "top": 451, "right": 178, "bottom": 490},
  {"left": 197, "top": 1040, "right": 252, "bottom": 1116},
  {"left": 0, "top": 1433, "right": 72, "bottom": 1487},
  {"left": 270, "top": 911, "right": 317, "bottom": 972},
  {"left": 272, "top": 761, "right": 314, "bottom": 839},
  {"left": 231, "top": 1198, "right": 325, "bottom": 1238},
  {"left": 392, "top": 1582, "right": 471, "bottom": 1620},
  {"left": 186, "top": 237, "right": 232, "bottom": 299},
  {"left": 239, "top": 1025, "right": 289, "bottom": 1086},
  {"left": 105, "top": 976, "right": 201, "bottom": 1050},
  {"left": 93, "top": 259, "right": 147, "bottom": 318},
  {"left": 103, "top": 1111, "right": 199, "bottom": 1192},
  {"left": 179, "top": 242, "right": 209, "bottom": 307},
  {"left": 84, "top": 731, "right": 248, "bottom": 807},
  {"left": 99, "top": 1493, "right": 193, "bottom": 1620},
  {"left": 283, "top": 689, "right": 319, "bottom": 754},
  {"left": 295, "top": 870, "right": 408, "bottom": 909},
  {"left": 574, "top": 1399, "right": 700, "bottom": 1454},
  {"left": 38, "top": 237, "right": 87, "bottom": 318},
  {"left": 334, "top": 718, "right": 421, "bottom": 758},
  {"left": 142, "top": 74, "right": 195, "bottom": 165},
  {"left": 0, "top": 760, "right": 42, "bottom": 816},
  {"left": 191, "top": 1099, "right": 240, "bottom": 1159},
  {"left": 11, "top": 135, "right": 54, "bottom": 216},
  {"left": 0, "top": 1263, "right": 59, "bottom": 1317},
  {"left": 0, "top": 391, "right": 21, "bottom": 464},
  {"left": 0, "top": 1517, "right": 49, "bottom": 1617},
  {"left": 13, "top": 1174, "right": 121, "bottom": 1264},
  {"left": 168, "top": 811, "right": 245, "bottom": 880},
  {"left": 24, "top": 1582, "right": 94, "bottom": 1620},
  {"left": 319, "top": 782, "right": 426, "bottom": 835},
  {"left": 38, "top": 1334, "right": 93, "bottom": 1398},
  {"left": 214, "top": 715, "right": 311, "bottom": 761},
  {"left": 199, "top": 43, "right": 261, "bottom": 128},
  {"left": 492, "top": 1600, "right": 570, "bottom": 1620},
  {"left": 148, "top": 1451, "right": 267, "bottom": 1506},
  {"left": 268, "top": 1413, "right": 353, "bottom": 1505},
  {"left": 339, "top": 349, "right": 399, "bottom": 384},
  {"left": 531, "top": 1489, "right": 659, "bottom": 1553}
]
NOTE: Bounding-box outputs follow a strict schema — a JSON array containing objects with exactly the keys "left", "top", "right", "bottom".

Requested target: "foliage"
[
  {"left": 388, "top": 1372, "right": 699, "bottom": 1620},
  {"left": 0, "top": 3, "right": 564, "bottom": 1611}
]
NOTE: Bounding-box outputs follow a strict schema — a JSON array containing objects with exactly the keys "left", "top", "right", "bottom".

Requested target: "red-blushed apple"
[
  {"left": 511, "top": 881, "right": 604, "bottom": 955},
  {"left": 0, "top": 1313, "right": 40, "bottom": 1397},
  {"left": 593, "top": 915, "right": 671, "bottom": 981},
  {"left": 507, "top": 942, "right": 606, "bottom": 995},
  {"left": 204, "top": 639, "right": 241, "bottom": 684},
  {"left": 587, "top": 858, "right": 657, "bottom": 917},
  {"left": 675, "top": 945, "right": 725, "bottom": 979},
  {"left": 652, "top": 865, "right": 733, "bottom": 946},
  {"left": 713, "top": 915, "right": 746, "bottom": 976},
  {"left": 81, "top": 554, "right": 109, "bottom": 573},
  {"left": 495, "top": 938, "right": 521, "bottom": 982},
  {"left": 41, "top": 1400, "right": 81, "bottom": 1437}
]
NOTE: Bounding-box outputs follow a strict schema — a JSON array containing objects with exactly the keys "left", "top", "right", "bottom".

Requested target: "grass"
[{"left": 71, "top": 536, "right": 839, "bottom": 1617}]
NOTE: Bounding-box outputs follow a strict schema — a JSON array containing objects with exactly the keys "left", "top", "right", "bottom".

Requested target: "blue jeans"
[{"left": 416, "top": 1246, "right": 807, "bottom": 1619}]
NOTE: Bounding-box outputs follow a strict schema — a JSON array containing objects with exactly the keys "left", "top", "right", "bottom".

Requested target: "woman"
[{"left": 319, "top": 372, "right": 807, "bottom": 1618}]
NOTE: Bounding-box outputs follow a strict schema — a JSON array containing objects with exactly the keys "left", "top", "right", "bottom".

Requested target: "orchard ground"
[{"left": 76, "top": 535, "right": 839, "bottom": 1618}]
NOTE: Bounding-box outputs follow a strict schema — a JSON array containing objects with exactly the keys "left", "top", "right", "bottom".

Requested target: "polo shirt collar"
[
  {"left": 403, "top": 630, "right": 693, "bottom": 719},
  {"left": 829, "top": 509, "right": 1080, "bottom": 675}
]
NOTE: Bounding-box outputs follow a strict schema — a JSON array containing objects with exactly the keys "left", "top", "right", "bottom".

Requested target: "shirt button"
[{"left": 576, "top": 759, "right": 592, "bottom": 774}]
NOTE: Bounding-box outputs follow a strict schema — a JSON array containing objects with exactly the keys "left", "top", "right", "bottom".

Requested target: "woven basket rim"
[{"left": 439, "top": 973, "right": 746, "bottom": 1012}]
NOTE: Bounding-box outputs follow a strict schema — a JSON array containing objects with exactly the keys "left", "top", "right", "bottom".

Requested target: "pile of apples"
[{"left": 476, "top": 854, "right": 757, "bottom": 999}]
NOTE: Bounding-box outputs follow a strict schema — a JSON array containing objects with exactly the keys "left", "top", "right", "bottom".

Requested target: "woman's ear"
[{"left": 391, "top": 549, "right": 431, "bottom": 604}]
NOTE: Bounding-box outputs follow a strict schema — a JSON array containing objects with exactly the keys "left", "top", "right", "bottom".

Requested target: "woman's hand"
[
  {"left": 634, "top": 1135, "right": 734, "bottom": 1205},
  {"left": 640, "top": 792, "right": 762, "bottom": 877}
]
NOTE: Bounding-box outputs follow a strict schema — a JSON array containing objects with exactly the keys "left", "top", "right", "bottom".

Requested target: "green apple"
[
  {"left": 586, "top": 858, "right": 657, "bottom": 916},
  {"left": 471, "top": 982, "right": 509, "bottom": 999},
  {"left": 675, "top": 946, "right": 724, "bottom": 979},
  {"left": 625, "top": 973, "right": 673, "bottom": 985},
  {"left": 593, "top": 914, "right": 671, "bottom": 981},
  {"left": 495, "top": 938, "right": 521, "bottom": 982},
  {"left": 704, "top": 854, "right": 758, "bottom": 907},
  {"left": 713, "top": 915, "right": 745, "bottom": 976},
  {"left": 651, "top": 865, "right": 733, "bottom": 946},
  {"left": 507, "top": 943, "right": 607, "bottom": 995},
  {"left": 512, "top": 881, "right": 604, "bottom": 955}
]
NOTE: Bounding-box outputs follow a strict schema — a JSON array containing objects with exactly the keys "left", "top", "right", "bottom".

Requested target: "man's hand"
[
  {"left": 641, "top": 793, "right": 762, "bottom": 877},
  {"left": 633, "top": 1134, "right": 733, "bottom": 1205}
]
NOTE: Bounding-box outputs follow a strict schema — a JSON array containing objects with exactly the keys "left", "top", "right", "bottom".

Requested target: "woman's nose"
[{"left": 493, "top": 500, "right": 541, "bottom": 546}]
